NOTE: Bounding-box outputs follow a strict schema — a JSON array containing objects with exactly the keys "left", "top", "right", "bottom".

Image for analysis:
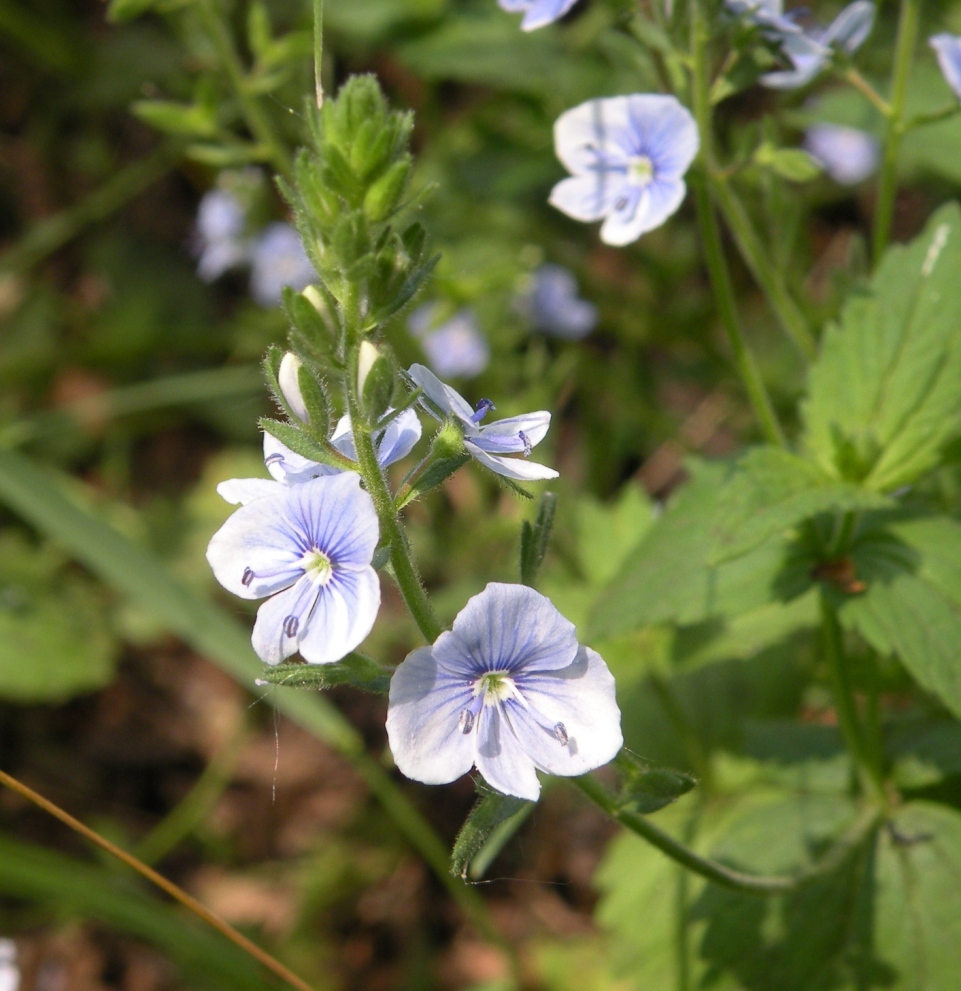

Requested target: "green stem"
[
  {"left": 710, "top": 178, "right": 817, "bottom": 360},
  {"left": 690, "top": 3, "right": 785, "bottom": 445},
  {"left": 197, "top": 0, "right": 292, "bottom": 178},
  {"left": 819, "top": 590, "right": 886, "bottom": 802},
  {"left": 843, "top": 67, "right": 892, "bottom": 116},
  {"left": 872, "top": 0, "right": 921, "bottom": 265},
  {"left": 344, "top": 361, "right": 441, "bottom": 643},
  {"left": 313, "top": 0, "right": 324, "bottom": 108},
  {"left": 0, "top": 144, "right": 180, "bottom": 275},
  {"left": 573, "top": 774, "right": 881, "bottom": 896}
]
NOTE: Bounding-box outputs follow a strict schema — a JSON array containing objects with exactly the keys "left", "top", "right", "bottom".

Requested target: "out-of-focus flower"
[
  {"left": 732, "top": 0, "right": 876, "bottom": 90},
  {"left": 207, "top": 473, "right": 380, "bottom": 665},
  {"left": 249, "top": 223, "right": 315, "bottom": 306},
  {"left": 194, "top": 190, "right": 249, "bottom": 281},
  {"left": 408, "top": 304, "right": 490, "bottom": 379},
  {"left": 931, "top": 34, "right": 961, "bottom": 101},
  {"left": 525, "top": 264, "right": 598, "bottom": 340},
  {"left": 408, "top": 364, "right": 558, "bottom": 481},
  {"left": 386, "top": 582, "right": 623, "bottom": 800},
  {"left": 0, "top": 940, "right": 19, "bottom": 991},
  {"left": 803, "top": 123, "right": 879, "bottom": 184},
  {"left": 217, "top": 409, "right": 422, "bottom": 506},
  {"left": 497, "top": 0, "right": 579, "bottom": 31},
  {"left": 549, "top": 94, "right": 699, "bottom": 246}
]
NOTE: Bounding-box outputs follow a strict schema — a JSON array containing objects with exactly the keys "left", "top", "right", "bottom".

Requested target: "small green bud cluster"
[{"left": 280, "top": 74, "right": 436, "bottom": 364}]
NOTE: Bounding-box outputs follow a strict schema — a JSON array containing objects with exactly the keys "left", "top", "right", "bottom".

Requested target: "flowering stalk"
[
  {"left": 872, "top": 0, "right": 921, "bottom": 265},
  {"left": 690, "top": 1, "right": 786, "bottom": 446}
]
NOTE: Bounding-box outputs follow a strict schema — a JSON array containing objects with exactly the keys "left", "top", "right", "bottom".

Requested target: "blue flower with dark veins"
[
  {"left": 497, "top": 0, "right": 580, "bottom": 31},
  {"left": 387, "top": 583, "right": 623, "bottom": 800},
  {"left": 207, "top": 473, "right": 380, "bottom": 665},
  {"left": 549, "top": 94, "right": 699, "bottom": 246},
  {"left": 408, "top": 363, "right": 558, "bottom": 481}
]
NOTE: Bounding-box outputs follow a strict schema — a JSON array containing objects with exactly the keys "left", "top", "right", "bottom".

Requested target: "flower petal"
[
  {"left": 264, "top": 432, "right": 337, "bottom": 483},
  {"left": 553, "top": 97, "right": 634, "bottom": 176},
  {"left": 473, "top": 412, "right": 552, "bottom": 453},
  {"left": 296, "top": 566, "right": 381, "bottom": 664},
  {"left": 387, "top": 646, "right": 477, "bottom": 785},
  {"left": 931, "top": 33, "right": 961, "bottom": 101},
  {"left": 251, "top": 579, "right": 312, "bottom": 664},
  {"left": 510, "top": 646, "right": 623, "bottom": 775},
  {"left": 376, "top": 408, "right": 423, "bottom": 465},
  {"left": 466, "top": 443, "right": 560, "bottom": 480},
  {"left": 821, "top": 0, "right": 874, "bottom": 53},
  {"left": 760, "top": 33, "right": 827, "bottom": 89},
  {"left": 518, "top": 0, "right": 579, "bottom": 31},
  {"left": 216, "top": 477, "right": 283, "bottom": 506},
  {"left": 549, "top": 174, "right": 625, "bottom": 224},
  {"left": 475, "top": 706, "right": 541, "bottom": 800},
  {"left": 599, "top": 178, "right": 687, "bottom": 246},
  {"left": 448, "top": 583, "right": 579, "bottom": 676},
  {"left": 408, "top": 363, "right": 477, "bottom": 424},
  {"left": 622, "top": 95, "right": 700, "bottom": 179}
]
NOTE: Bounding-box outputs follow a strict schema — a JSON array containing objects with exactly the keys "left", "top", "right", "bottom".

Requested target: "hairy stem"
[
  {"left": 872, "top": 0, "right": 920, "bottom": 265},
  {"left": 574, "top": 774, "right": 881, "bottom": 896}
]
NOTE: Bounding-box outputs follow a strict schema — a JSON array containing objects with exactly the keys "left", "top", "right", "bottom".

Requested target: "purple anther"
[
  {"left": 242, "top": 567, "right": 255, "bottom": 587},
  {"left": 470, "top": 399, "right": 496, "bottom": 425},
  {"left": 458, "top": 709, "right": 476, "bottom": 735},
  {"left": 518, "top": 431, "right": 532, "bottom": 457},
  {"left": 553, "top": 722, "right": 569, "bottom": 746},
  {"left": 283, "top": 615, "right": 299, "bottom": 638}
]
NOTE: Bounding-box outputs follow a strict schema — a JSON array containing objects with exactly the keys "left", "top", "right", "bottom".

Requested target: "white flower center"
[
  {"left": 301, "top": 548, "right": 333, "bottom": 585},
  {"left": 473, "top": 671, "right": 521, "bottom": 706},
  {"left": 627, "top": 155, "right": 655, "bottom": 187}
]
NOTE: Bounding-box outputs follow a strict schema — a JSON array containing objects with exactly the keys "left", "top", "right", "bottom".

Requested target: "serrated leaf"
[
  {"left": 258, "top": 418, "right": 347, "bottom": 469},
  {"left": 257, "top": 654, "right": 390, "bottom": 694},
  {"left": 710, "top": 447, "right": 891, "bottom": 563},
  {"left": 840, "top": 515, "right": 961, "bottom": 719},
  {"left": 802, "top": 203, "right": 961, "bottom": 492},
  {"left": 590, "top": 462, "right": 812, "bottom": 640}
]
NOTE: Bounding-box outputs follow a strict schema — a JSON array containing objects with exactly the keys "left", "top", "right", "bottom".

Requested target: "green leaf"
[
  {"left": 105, "top": 0, "right": 160, "bottom": 21},
  {"left": 802, "top": 202, "right": 961, "bottom": 492},
  {"left": 614, "top": 752, "right": 697, "bottom": 814},
  {"left": 520, "top": 491, "right": 557, "bottom": 588},
  {"left": 257, "top": 654, "right": 391, "bottom": 694},
  {"left": 450, "top": 782, "right": 532, "bottom": 880},
  {"left": 589, "top": 462, "right": 810, "bottom": 640},
  {"left": 710, "top": 447, "right": 890, "bottom": 563},
  {"left": 840, "top": 515, "right": 961, "bottom": 719},
  {"left": 753, "top": 143, "right": 823, "bottom": 182},
  {"left": 131, "top": 99, "right": 219, "bottom": 139}
]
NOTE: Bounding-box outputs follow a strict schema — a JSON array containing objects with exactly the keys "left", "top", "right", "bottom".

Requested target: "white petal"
[
  {"left": 822, "top": 0, "right": 874, "bottom": 53},
  {"left": 263, "top": 432, "right": 332, "bottom": 482},
  {"left": 549, "top": 174, "right": 624, "bottom": 223},
  {"left": 216, "top": 477, "right": 282, "bottom": 505},
  {"left": 622, "top": 94, "right": 700, "bottom": 179},
  {"left": 251, "top": 580, "right": 310, "bottom": 665},
  {"left": 600, "top": 178, "right": 687, "bottom": 246},
  {"left": 387, "top": 646, "right": 477, "bottom": 785},
  {"left": 510, "top": 646, "right": 623, "bottom": 776},
  {"left": 519, "top": 0, "right": 579, "bottom": 30},
  {"left": 448, "top": 583, "right": 578, "bottom": 676},
  {"left": 376, "top": 408, "right": 422, "bottom": 465},
  {"left": 475, "top": 706, "right": 541, "bottom": 800},
  {"left": 553, "top": 97, "right": 634, "bottom": 176},
  {"left": 297, "top": 566, "right": 381, "bottom": 663},
  {"left": 932, "top": 33, "right": 961, "bottom": 100},
  {"left": 466, "top": 443, "right": 560, "bottom": 480},
  {"left": 407, "top": 363, "right": 476, "bottom": 424},
  {"left": 475, "top": 412, "right": 552, "bottom": 453}
]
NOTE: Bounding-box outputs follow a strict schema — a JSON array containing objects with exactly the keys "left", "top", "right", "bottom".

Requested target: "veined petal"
[
  {"left": 549, "top": 174, "right": 625, "bottom": 223},
  {"left": 474, "top": 411, "right": 552, "bottom": 453},
  {"left": 216, "top": 477, "right": 282, "bottom": 506},
  {"left": 408, "top": 363, "right": 476, "bottom": 424},
  {"left": 822, "top": 0, "right": 874, "bottom": 53},
  {"left": 296, "top": 566, "right": 380, "bottom": 664},
  {"left": 264, "top": 432, "right": 338, "bottom": 483},
  {"left": 251, "top": 579, "right": 313, "bottom": 665},
  {"left": 449, "top": 583, "right": 578, "bottom": 676},
  {"left": 510, "top": 647, "right": 623, "bottom": 775},
  {"left": 475, "top": 706, "right": 541, "bottom": 800},
  {"left": 285, "top": 473, "right": 379, "bottom": 568},
  {"left": 931, "top": 34, "right": 961, "bottom": 101},
  {"left": 600, "top": 178, "right": 686, "bottom": 246},
  {"left": 761, "top": 33, "right": 827, "bottom": 88},
  {"left": 622, "top": 95, "right": 700, "bottom": 178},
  {"left": 466, "top": 444, "right": 560, "bottom": 480},
  {"left": 376, "top": 408, "right": 423, "bottom": 465},
  {"left": 387, "top": 646, "right": 477, "bottom": 784},
  {"left": 553, "top": 97, "right": 635, "bottom": 176},
  {"left": 518, "top": 0, "right": 579, "bottom": 30}
]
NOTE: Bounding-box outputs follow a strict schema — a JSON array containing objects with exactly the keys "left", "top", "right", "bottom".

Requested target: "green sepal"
[
  {"left": 360, "top": 352, "right": 395, "bottom": 424},
  {"left": 450, "top": 779, "right": 533, "bottom": 880},
  {"left": 257, "top": 654, "right": 391, "bottom": 694},
  {"left": 296, "top": 363, "right": 330, "bottom": 437},
  {"left": 396, "top": 454, "right": 471, "bottom": 509},
  {"left": 753, "top": 142, "right": 823, "bottom": 183},
  {"left": 614, "top": 752, "right": 697, "bottom": 814},
  {"left": 281, "top": 286, "right": 339, "bottom": 360},
  {"left": 258, "top": 419, "right": 351, "bottom": 470},
  {"left": 364, "top": 159, "right": 412, "bottom": 223},
  {"left": 520, "top": 492, "right": 557, "bottom": 588}
]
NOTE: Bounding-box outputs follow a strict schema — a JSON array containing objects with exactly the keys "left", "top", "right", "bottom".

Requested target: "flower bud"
[
  {"left": 278, "top": 352, "right": 308, "bottom": 422},
  {"left": 358, "top": 341, "right": 394, "bottom": 423}
]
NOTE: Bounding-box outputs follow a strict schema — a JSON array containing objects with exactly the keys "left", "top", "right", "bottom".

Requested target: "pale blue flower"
[
  {"left": 754, "top": 1, "right": 876, "bottom": 90},
  {"left": 803, "top": 124, "right": 879, "bottom": 184},
  {"left": 408, "top": 304, "right": 490, "bottom": 379},
  {"left": 497, "top": 0, "right": 579, "bottom": 31},
  {"left": 725, "top": 0, "right": 803, "bottom": 38},
  {"left": 549, "top": 94, "right": 699, "bottom": 246},
  {"left": 931, "top": 34, "right": 961, "bottom": 101},
  {"left": 207, "top": 473, "right": 380, "bottom": 665},
  {"left": 387, "top": 583, "right": 623, "bottom": 800},
  {"left": 408, "top": 364, "right": 559, "bottom": 481},
  {"left": 526, "top": 264, "right": 598, "bottom": 340},
  {"left": 249, "top": 223, "right": 315, "bottom": 306},
  {"left": 217, "top": 410, "right": 422, "bottom": 506},
  {"left": 195, "top": 190, "right": 249, "bottom": 281}
]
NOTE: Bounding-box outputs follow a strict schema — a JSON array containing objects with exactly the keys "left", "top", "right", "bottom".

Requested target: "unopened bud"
[
  {"left": 357, "top": 341, "right": 380, "bottom": 395},
  {"left": 358, "top": 341, "right": 394, "bottom": 423},
  {"left": 278, "top": 352, "right": 308, "bottom": 422}
]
